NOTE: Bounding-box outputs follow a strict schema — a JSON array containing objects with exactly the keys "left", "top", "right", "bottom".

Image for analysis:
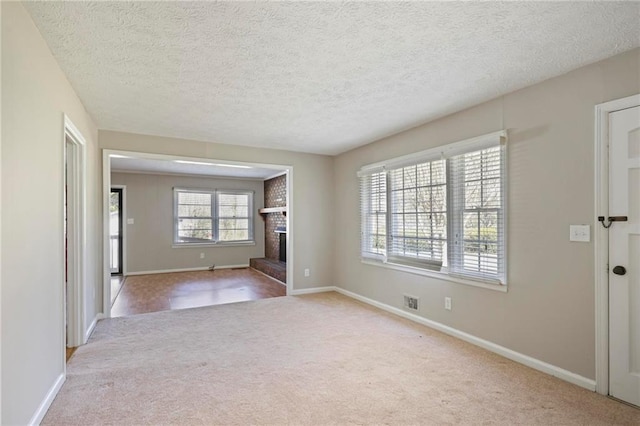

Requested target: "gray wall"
[
  {"left": 1, "top": 3, "right": 102, "bottom": 424},
  {"left": 101, "top": 131, "right": 334, "bottom": 291},
  {"left": 111, "top": 172, "right": 265, "bottom": 273},
  {"left": 333, "top": 47, "right": 640, "bottom": 380}
]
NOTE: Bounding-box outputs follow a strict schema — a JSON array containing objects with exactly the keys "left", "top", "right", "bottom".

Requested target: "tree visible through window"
[
  {"left": 359, "top": 132, "right": 506, "bottom": 284},
  {"left": 174, "top": 189, "right": 253, "bottom": 244},
  {"left": 217, "top": 192, "right": 251, "bottom": 242}
]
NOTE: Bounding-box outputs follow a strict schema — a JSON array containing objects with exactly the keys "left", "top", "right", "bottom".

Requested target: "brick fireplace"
[{"left": 250, "top": 174, "right": 287, "bottom": 283}]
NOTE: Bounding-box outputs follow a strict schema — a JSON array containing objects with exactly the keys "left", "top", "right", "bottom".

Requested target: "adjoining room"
[{"left": 105, "top": 153, "right": 291, "bottom": 317}]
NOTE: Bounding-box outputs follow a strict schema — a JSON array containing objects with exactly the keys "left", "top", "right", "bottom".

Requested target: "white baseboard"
[
  {"left": 84, "top": 313, "right": 104, "bottom": 343},
  {"left": 296, "top": 286, "right": 596, "bottom": 391},
  {"left": 290, "top": 286, "right": 336, "bottom": 295},
  {"left": 29, "top": 373, "right": 65, "bottom": 426},
  {"left": 126, "top": 264, "right": 250, "bottom": 276}
]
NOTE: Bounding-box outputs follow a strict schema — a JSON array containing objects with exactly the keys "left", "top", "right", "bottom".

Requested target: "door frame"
[
  {"left": 63, "top": 115, "right": 87, "bottom": 349},
  {"left": 102, "top": 149, "right": 293, "bottom": 317},
  {"left": 110, "top": 185, "right": 126, "bottom": 276},
  {"left": 594, "top": 93, "right": 640, "bottom": 396}
]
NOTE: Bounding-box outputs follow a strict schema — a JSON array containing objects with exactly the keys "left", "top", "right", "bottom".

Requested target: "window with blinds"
[
  {"left": 217, "top": 191, "right": 253, "bottom": 242},
  {"left": 358, "top": 131, "right": 506, "bottom": 285},
  {"left": 175, "top": 190, "right": 215, "bottom": 243},
  {"left": 174, "top": 188, "right": 254, "bottom": 245},
  {"left": 359, "top": 171, "right": 387, "bottom": 260},
  {"left": 388, "top": 160, "right": 447, "bottom": 270}
]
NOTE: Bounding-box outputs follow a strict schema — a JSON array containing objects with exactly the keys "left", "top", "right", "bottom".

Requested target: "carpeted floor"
[{"left": 46, "top": 292, "right": 639, "bottom": 425}]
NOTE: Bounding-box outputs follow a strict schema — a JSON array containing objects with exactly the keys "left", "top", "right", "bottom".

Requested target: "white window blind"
[
  {"left": 359, "top": 170, "right": 387, "bottom": 260},
  {"left": 449, "top": 145, "right": 505, "bottom": 282},
  {"left": 388, "top": 160, "right": 447, "bottom": 270},
  {"left": 358, "top": 131, "right": 506, "bottom": 285}
]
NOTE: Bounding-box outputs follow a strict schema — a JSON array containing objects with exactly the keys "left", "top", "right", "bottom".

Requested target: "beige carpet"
[{"left": 45, "top": 292, "right": 639, "bottom": 425}]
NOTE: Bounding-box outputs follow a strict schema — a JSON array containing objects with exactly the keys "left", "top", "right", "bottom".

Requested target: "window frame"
[
  {"left": 358, "top": 131, "right": 507, "bottom": 289},
  {"left": 215, "top": 190, "right": 254, "bottom": 243},
  {"left": 173, "top": 188, "right": 255, "bottom": 247}
]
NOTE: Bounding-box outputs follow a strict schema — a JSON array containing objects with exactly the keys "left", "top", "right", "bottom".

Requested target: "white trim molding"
[
  {"left": 289, "top": 286, "right": 336, "bottom": 296},
  {"left": 63, "top": 115, "right": 87, "bottom": 348},
  {"left": 292, "top": 286, "right": 596, "bottom": 391},
  {"left": 125, "top": 264, "right": 250, "bottom": 276},
  {"left": 85, "top": 314, "right": 104, "bottom": 343},
  {"left": 594, "top": 93, "right": 640, "bottom": 396},
  {"left": 28, "top": 373, "right": 65, "bottom": 426}
]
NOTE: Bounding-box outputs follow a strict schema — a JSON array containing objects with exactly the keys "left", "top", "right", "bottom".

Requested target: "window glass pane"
[
  {"left": 432, "top": 185, "right": 446, "bottom": 212},
  {"left": 482, "top": 178, "right": 501, "bottom": 208},
  {"left": 465, "top": 181, "right": 482, "bottom": 208},
  {"left": 219, "top": 218, "right": 249, "bottom": 231},
  {"left": 416, "top": 163, "right": 430, "bottom": 186},
  {"left": 431, "top": 160, "right": 446, "bottom": 184},
  {"left": 219, "top": 229, "right": 249, "bottom": 241},
  {"left": 218, "top": 193, "right": 248, "bottom": 206},
  {"left": 177, "top": 218, "right": 213, "bottom": 242},
  {"left": 219, "top": 205, "right": 248, "bottom": 217},
  {"left": 179, "top": 192, "right": 211, "bottom": 205},
  {"left": 403, "top": 166, "right": 417, "bottom": 189},
  {"left": 390, "top": 169, "right": 404, "bottom": 190},
  {"left": 391, "top": 190, "right": 404, "bottom": 213},
  {"left": 178, "top": 204, "right": 211, "bottom": 217}
]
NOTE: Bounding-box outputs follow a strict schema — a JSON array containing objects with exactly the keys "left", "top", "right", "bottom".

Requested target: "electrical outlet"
[
  {"left": 403, "top": 295, "right": 419, "bottom": 311},
  {"left": 304, "top": 268, "right": 310, "bottom": 277},
  {"left": 200, "top": 253, "right": 205, "bottom": 259},
  {"left": 444, "top": 297, "right": 452, "bottom": 311}
]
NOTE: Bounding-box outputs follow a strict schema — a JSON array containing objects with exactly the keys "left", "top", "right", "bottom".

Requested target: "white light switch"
[
  {"left": 127, "top": 218, "right": 134, "bottom": 225},
  {"left": 569, "top": 225, "right": 590, "bottom": 242}
]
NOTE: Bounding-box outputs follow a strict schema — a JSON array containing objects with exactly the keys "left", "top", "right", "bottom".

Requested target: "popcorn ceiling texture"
[{"left": 25, "top": 2, "right": 640, "bottom": 155}]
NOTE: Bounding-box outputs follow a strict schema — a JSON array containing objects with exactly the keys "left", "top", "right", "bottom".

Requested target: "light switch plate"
[
  {"left": 127, "top": 218, "right": 134, "bottom": 225},
  {"left": 569, "top": 225, "right": 590, "bottom": 242}
]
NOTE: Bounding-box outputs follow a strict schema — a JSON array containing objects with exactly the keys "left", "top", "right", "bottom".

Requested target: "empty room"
[{"left": 2, "top": 1, "right": 640, "bottom": 425}]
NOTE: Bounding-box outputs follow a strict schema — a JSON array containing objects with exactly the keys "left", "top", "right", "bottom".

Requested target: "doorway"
[
  {"left": 63, "top": 116, "right": 87, "bottom": 352},
  {"left": 110, "top": 186, "right": 126, "bottom": 304},
  {"left": 595, "top": 94, "right": 640, "bottom": 407},
  {"left": 110, "top": 188, "right": 123, "bottom": 275},
  {"left": 102, "top": 151, "right": 294, "bottom": 317}
]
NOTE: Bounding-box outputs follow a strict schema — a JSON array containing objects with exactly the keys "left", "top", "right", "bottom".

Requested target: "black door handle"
[{"left": 613, "top": 266, "right": 626, "bottom": 276}]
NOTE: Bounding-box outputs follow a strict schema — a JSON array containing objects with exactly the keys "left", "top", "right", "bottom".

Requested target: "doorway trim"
[
  {"left": 594, "top": 93, "right": 640, "bottom": 396},
  {"left": 63, "top": 115, "right": 87, "bottom": 349},
  {"left": 102, "top": 149, "right": 293, "bottom": 317},
  {"left": 110, "top": 185, "right": 127, "bottom": 276}
]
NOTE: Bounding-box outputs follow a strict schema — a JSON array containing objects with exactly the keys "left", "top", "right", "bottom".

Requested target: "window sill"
[
  {"left": 172, "top": 241, "right": 256, "bottom": 249},
  {"left": 361, "top": 259, "right": 507, "bottom": 293}
]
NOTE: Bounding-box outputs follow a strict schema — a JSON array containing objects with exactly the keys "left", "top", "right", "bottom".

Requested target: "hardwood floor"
[
  {"left": 111, "top": 268, "right": 286, "bottom": 317},
  {"left": 66, "top": 346, "right": 77, "bottom": 362},
  {"left": 110, "top": 274, "right": 125, "bottom": 305}
]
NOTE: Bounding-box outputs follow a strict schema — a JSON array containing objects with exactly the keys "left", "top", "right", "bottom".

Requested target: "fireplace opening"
[{"left": 278, "top": 229, "right": 286, "bottom": 263}]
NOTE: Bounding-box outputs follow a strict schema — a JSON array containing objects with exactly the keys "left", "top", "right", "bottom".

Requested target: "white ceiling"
[
  {"left": 110, "top": 155, "right": 282, "bottom": 180},
  {"left": 26, "top": 1, "right": 640, "bottom": 156}
]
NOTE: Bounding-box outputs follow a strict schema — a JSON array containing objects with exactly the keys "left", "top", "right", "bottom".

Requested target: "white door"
[{"left": 609, "top": 105, "right": 640, "bottom": 406}]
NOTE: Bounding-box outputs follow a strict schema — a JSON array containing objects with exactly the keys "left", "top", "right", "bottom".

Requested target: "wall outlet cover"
[{"left": 569, "top": 225, "right": 590, "bottom": 242}]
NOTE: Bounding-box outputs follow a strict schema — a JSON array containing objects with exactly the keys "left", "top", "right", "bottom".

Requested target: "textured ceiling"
[{"left": 25, "top": 1, "right": 640, "bottom": 155}]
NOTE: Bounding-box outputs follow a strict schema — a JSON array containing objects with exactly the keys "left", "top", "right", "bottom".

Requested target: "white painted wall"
[
  {"left": 333, "top": 47, "right": 640, "bottom": 381},
  {"left": 1, "top": 3, "right": 100, "bottom": 424}
]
